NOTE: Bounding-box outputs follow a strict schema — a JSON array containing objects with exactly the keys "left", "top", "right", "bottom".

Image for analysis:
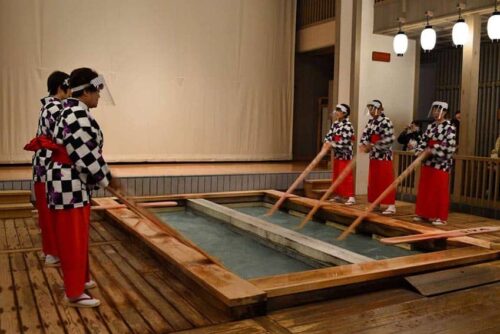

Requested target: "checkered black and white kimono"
[
  {"left": 32, "top": 97, "right": 64, "bottom": 182},
  {"left": 324, "top": 118, "right": 354, "bottom": 160},
  {"left": 360, "top": 114, "right": 395, "bottom": 161},
  {"left": 46, "top": 98, "right": 111, "bottom": 209},
  {"left": 415, "top": 120, "right": 456, "bottom": 172}
]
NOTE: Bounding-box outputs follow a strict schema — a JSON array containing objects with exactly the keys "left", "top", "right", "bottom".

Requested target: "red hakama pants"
[
  {"left": 415, "top": 165, "right": 450, "bottom": 221},
  {"left": 367, "top": 159, "right": 396, "bottom": 204},
  {"left": 332, "top": 159, "right": 354, "bottom": 197},
  {"left": 53, "top": 205, "right": 91, "bottom": 298},
  {"left": 34, "top": 182, "right": 58, "bottom": 256}
]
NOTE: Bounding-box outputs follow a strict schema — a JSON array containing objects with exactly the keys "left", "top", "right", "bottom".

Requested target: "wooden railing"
[
  {"left": 297, "top": 0, "right": 335, "bottom": 28},
  {"left": 393, "top": 151, "right": 500, "bottom": 210}
]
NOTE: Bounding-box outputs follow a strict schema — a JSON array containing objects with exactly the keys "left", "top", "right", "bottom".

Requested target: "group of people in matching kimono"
[
  {"left": 324, "top": 99, "right": 457, "bottom": 226},
  {"left": 25, "top": 69, "right": 118, "bottom": 308}
]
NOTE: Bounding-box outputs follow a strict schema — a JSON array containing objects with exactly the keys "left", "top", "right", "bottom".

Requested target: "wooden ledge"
[
  {"left": 93, "top": 197, "right": 266, "bottom": 312},
  {"left": 250, "top": 246, "right": 499, "bottom": 298}
]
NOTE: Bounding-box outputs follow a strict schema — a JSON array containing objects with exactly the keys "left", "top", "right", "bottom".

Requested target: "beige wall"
[
  {"left": 0, "top": 0, "right": 296, "bottom": 163},
  {"left": 297, "top": 20, "right": 335, "bottom": 53},
  {"left": 354, "top": 0, "right": 417, "bottom": 194}
]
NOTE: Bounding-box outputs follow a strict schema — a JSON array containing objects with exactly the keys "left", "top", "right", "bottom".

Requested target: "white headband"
[
  {"left": 336, "top": 104, "right": 348, "bottom": 114},
  {"left": 368, "top": 100, "right": 381, "bottom": 109}
]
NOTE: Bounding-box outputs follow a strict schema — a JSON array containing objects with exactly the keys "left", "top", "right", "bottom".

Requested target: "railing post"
[{"left": 452, "top": 158, "right": 463, "bottom": 203}]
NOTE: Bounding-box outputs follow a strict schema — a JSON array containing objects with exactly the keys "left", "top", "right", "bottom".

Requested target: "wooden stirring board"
[{"left": 380, "top": 226, "right": 500, "bottom": 245}]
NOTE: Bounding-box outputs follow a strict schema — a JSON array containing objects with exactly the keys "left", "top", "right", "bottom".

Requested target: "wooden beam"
[
  {"left": 250, "top": 246, "right": 499, "bottom": 298},
  {"left": 94, "top": 197, "right": 266, "bottom": 313},
  {"left": 459, "top": 14, "right": 481, "bottom": 155},
  {"left": 187, "top": 198, "right": 372, "bottom": 266},
  {"left": 381, "top": 226, "right": 500, "bottom": 245}
]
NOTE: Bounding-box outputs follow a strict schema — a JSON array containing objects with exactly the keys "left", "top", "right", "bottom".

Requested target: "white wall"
[{"left": 354, "top": 0, "right": 417, "bottom": 194}]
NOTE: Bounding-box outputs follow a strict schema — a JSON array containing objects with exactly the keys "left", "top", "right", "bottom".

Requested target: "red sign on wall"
[{"left": 372, "top": 51, "right": 391, "bottom": 62}]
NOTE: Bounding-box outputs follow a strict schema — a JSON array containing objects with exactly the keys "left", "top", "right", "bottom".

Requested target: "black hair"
[
  {"left": 70, "top": 67, "right": 99, "bottom": 98},
  {"left": 47, "top": 71, "right": 70, "bottom": 95},
  {"left": 337, "top": 103, "right": 351, "bottom": 117}
]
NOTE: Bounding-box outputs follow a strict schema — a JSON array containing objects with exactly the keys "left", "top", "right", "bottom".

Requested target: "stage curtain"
[{"left": 0, "top": 0, "right": 295, "bottom": 163}]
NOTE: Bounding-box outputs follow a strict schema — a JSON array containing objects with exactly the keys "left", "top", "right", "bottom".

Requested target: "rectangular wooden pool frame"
[{"left": 93, "top": 190, "right": 499, "bottom": 319}]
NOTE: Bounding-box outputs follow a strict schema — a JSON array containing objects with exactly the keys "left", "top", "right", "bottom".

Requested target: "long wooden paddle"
[
  {"left": 106, "top": 186, "right": 223, "bottom": 266},
  {"left": 380, "top": 226, "right": 500, "bottom": 244},
  {"left": 337, "top": 151, "right": 429, "bottom": 241},
  {"left": 266, "top": 144, "right": 330, "bottom": 216},
  {"left": 296, "top": 158, "right": 356, "bottom": 230}
]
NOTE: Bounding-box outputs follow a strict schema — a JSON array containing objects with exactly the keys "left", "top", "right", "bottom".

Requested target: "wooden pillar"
[
  {"left": 459, "top": 14, "right": 481, "bottom": 156},
  {"left": 332, "top": 0, "right": 354, "bottom": 107}
]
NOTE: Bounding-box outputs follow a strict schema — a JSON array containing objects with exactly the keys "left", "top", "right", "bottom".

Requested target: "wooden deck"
[
  {"left": 173, "top": 281, "right": 500, "bottom": 333},
  {"left": 0, "top": 213, "right": 231, "bottom": 333},
  {"left": 1, "top": 190, "right": 500, "bottom": 333}
]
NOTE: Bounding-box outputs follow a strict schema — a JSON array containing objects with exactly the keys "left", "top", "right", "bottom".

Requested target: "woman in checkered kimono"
[
  {"left": 359, "top": 100, "right": 396, "bottom": 215},
  {"left": 24, "top": 71, "right": 71, "bottom": 266},
  {"left": 414, "top": 101, "right": 456, "bottom": 225},
  {"left": 323, "top": 104, "right": 356, "bottom": 205},
  {"left": 46, "top": 67, "right": 117, "bottom": 308}
]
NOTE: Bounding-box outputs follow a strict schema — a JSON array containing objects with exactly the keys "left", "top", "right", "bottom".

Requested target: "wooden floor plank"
[
  {"left": 154, "top": 269, "right": 231, "bottom": 324},
  {"left": 15, "top": 218, "right": 33, "bottom": 249},
  {"left": 43, "top": 266, "right": 86, "bottom": 334},
  {"left": 143, "top": 272, "right": 211, "bottom": 327},
  {"left": 289, "top": 283, "right": 500, "bottom": 334},
  {"left": 109, "top": 242, "right": 158, "bottom": 274},
  {"left": 101, "top": 244, "right": 192, "bottom": 331},
  {"left": 269, "top": 289, "right": 421, "bottom": 327},
  {"left": 170, "top": 319, "right": 268, "bottom": 334},
  {"left": 91, "top": 220, "right": 119, "bottom": 242},
  {"left": 0, "top": 254, "right": 21, "bottom": 334},
  {"left": 90, "top": 247, "right": 168, "bottom": 333},
  {"left": 24, "top": 252, "right": 65, "bottom": 334},
  {"left": 405, "top": 261, "right": 500, "bottom": 296},
  {"left": 11, "top": 253, "right": 43, "bottom": 333},
  {"left": 25, "top": 217, "right": 41, "bottom": 249},
  {"left": 5, "top": 218, "right": 20, "bottom": 250},
  {"left": 0, "top": 219, "right": 7, "bottom": 251},
  {"left": 76, "top": 300, "right": 111, "bottom": 334},
  {"left": 83, "top": 285, "right": 133, "bottom": 334},
  {"left": 88, "top": 249, "right": 153, "bottom": 334},
  {"left": 89, "top": 224, "right": 106, "bottom": 243},
  {"left": 93, "top": 218, "right": 127, "bottom": 242}
]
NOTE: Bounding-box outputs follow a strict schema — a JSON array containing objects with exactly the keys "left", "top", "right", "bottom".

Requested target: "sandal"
[
  {"left": 345, "top": 197, "right": 356, "bottom": 206},
  {"left": 382, "top": 205, "right": 396, "bottom": 215},
  {"left": 44, "top": 255, "right": 60, "bottom": 267},
  {"left": 432, "top": 219, "right": 447, "bottom": 226},
  {"left": 64, "top": 293, "right": 101, "bottom": 308}
]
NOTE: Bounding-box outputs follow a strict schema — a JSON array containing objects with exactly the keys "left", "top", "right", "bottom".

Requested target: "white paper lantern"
[
  {"left": 487, "top": 11, "right": 500, "bottom": 41},
  {"left": 420, "top": 25, "right": 437, "bottom": 51},
  {"left": 393, "top": 31, "right": 408, "bottom": 56},
  {"left": 452, "top": 18, "right": 469, "bottom": 46}
]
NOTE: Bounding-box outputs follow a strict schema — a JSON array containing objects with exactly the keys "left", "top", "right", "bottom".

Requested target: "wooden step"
[
  {"left": 303, "top": 179, "right": 331, "bottom": 199},
  {"left": 0, "top": 203, "right": 34, "bottom": 219},
  {"left": 0, "top": 190, "right": 32, "bottom": 205}
]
